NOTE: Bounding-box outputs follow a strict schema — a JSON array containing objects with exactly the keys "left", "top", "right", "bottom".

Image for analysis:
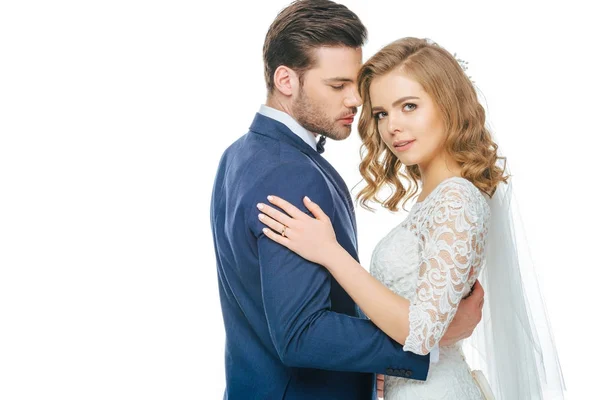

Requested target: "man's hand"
[
  {"left": 440, "top": 280, "right": 484, "bottom": 347},
  {"left": 376, "top": 374, "right": 384, "bottom": 398}
]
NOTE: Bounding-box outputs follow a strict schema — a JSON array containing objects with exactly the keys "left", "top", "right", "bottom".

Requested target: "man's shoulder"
[
  {"left": 218, "top": 133, "right": 326, "bottom": 195},
  {"left": 226, "top": 133, "right": 320, "bottom": 177},
  {"left": 223, "top": 130, "right": 303, "bottom": 161},
  {"left": 252, "top": 158, "right": 328, "bottom": 197}
]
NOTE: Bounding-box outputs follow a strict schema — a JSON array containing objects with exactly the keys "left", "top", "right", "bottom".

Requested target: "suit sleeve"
[{"left": 247, "top": 162, "right": 430, "bottom": 379}]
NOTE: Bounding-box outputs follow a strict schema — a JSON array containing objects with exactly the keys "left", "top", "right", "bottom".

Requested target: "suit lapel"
[
  {"left": 308, "top": 152, "right": 358, "bottom": 238},
  {"left": 249, "top": 113, "right": 358, "bottom": 241}
]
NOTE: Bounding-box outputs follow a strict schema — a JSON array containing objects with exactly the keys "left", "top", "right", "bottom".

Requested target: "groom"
[{"left": 210, "top": 1, "right": 484, "bottom": 399}]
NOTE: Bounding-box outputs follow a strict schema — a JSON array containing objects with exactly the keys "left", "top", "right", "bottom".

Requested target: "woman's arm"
[
  {"left": 324, "top": 242, "right": 412, "bottom": 345},
  {"left": 257, "top": 189, "right": 486, "bottom": 353},
  {"left": 257, "top": 195, "right": 412, "bottom": 344}
]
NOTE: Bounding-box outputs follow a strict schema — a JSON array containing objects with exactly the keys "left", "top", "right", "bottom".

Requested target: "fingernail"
[
  {"left": 262, "top": 228, "right": 268, "bottom": 234},
  {"left": 258, "top": 214, "right": 264, "bottom": 220},
  {"left": 257, "top": 203, "right": 264, "bottom": 210},
  {"left": 305, "top": 196, "right": 311, "bottom": 202},
  {"left": 267, "top": 195, "right": 273, "bottom": 201}
]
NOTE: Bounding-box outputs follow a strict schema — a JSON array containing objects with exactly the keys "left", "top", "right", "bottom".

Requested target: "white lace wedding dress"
[{"left": 370, "top": 177, "right": 491, "bottom": 400}]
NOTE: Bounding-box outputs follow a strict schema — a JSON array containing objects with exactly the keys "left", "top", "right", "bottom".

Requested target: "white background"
[{"left": 1, "top": 1, "right": 597, "bottom": 399}]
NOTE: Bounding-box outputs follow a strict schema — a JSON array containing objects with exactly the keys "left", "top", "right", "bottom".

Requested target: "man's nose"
[{"left": 344, "top": 87, "right": 362, "bottom": 108}]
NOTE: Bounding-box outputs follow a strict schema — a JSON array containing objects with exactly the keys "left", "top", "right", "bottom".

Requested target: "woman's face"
[{"left": 369, "top": 68, "right": 446, "bottom": 169}]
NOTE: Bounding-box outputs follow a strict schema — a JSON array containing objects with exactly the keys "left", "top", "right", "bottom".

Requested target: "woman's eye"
[
  {"left": 403, "top": 103, "right": 417, "bottom": 111},
  {"left": 373, "top": 111, "right": 387, "bottom": 120},
  {"left": 331, "top": 85, "right": 344, "bottom": 90}
]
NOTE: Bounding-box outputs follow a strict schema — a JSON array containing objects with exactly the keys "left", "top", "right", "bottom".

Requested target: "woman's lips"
[{"left": 393, "top": 139, "right": 415, "bottom": 151}]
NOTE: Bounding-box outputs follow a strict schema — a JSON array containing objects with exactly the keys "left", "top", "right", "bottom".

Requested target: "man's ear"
[{"left": 273, "top": 66, "right": 299, "bottom": 97}]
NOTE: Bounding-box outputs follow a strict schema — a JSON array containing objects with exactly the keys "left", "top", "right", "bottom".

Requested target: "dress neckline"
[{"left": 413, "top": 176, "right": 467, "bottom": 207}]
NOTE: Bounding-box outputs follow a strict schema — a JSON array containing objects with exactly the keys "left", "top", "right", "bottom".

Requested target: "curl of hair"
[{"left": 356, "top": 37, "right": 508, "bottom": 212}]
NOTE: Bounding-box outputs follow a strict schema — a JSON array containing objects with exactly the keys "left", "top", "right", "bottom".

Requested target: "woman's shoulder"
[{"left": 428, "top": 176, "right": 491, "bottom": 218}]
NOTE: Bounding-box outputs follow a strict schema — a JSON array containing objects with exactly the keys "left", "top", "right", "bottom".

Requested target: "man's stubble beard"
[{"left": 292, "top": 88, "right": 352, "bottom": 141}]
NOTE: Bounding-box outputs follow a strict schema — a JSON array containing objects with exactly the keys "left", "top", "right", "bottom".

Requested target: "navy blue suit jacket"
[{"left": 210, "top": 113, "right": 429, "bottom": 399}]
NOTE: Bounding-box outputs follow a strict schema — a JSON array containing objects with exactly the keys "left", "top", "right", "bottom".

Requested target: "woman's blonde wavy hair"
[{"left": 356, "top": 37, "right": 508, "bottom": 212}]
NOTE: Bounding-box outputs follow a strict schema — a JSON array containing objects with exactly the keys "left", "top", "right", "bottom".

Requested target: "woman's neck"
[{"left": 417, "top": 153, "right": 462, "bottom": 202}]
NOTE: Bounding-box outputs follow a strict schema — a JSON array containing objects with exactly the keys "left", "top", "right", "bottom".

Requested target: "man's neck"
[
  {"left": 265, "top": 97, "right": 318, "bottom": 138},
  {"left": 258, "top": 104, "right": 319, "bottom": 151},
  {"left": 265, "top": 97, "right": 293, "bottom": 117}
]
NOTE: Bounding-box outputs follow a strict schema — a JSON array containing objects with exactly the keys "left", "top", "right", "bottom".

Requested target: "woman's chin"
[{"left": 396, "top": 155, "right": 419, "bottom": 167}]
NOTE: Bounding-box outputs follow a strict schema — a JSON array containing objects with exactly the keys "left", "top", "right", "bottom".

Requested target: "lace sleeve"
[{"left": 404, "top": 181, "right": 489, "bottom": 355}]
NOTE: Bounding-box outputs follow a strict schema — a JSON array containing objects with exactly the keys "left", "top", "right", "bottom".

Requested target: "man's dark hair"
[{"left": 263, "top": 0, "right": 367, "bottom": 93}]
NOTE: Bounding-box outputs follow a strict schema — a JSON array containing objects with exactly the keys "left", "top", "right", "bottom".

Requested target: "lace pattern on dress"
[{"left": 402, "top": 179, "right": 490, "bottom": 355}]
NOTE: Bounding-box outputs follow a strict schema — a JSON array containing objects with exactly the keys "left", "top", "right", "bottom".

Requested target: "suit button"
[
  {"left": 385, "top": 368, "right": 393, "bottom": 375},
  {"left": 398, "top": 369, "right": 406, "bottom": 376},
  {"left": 405, "top": 370, "right": 412, "bottom": 378}
]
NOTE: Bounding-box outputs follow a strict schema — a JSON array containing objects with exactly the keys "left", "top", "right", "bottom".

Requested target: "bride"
[{"left": 255, "top": 38, "right": 564, "bottom": 399}]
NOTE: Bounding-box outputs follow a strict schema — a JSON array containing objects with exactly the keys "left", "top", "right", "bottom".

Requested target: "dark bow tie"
[{"left": 317, "top": 135, "right": 327, "bottom": 154}]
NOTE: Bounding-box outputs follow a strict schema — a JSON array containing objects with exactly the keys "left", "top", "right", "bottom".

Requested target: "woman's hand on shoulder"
[{"left": 257, "top": 195, "right": 339, "bottom": 266}]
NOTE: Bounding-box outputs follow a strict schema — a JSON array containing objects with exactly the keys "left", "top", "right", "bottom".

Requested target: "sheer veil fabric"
[{"left": 463, "top": 170, "right": 566, "bottom": 399}]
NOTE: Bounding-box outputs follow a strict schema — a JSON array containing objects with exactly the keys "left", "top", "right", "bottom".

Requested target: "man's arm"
[{"left": 248, "top": 162, "right": 429, "bottom": 379}]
